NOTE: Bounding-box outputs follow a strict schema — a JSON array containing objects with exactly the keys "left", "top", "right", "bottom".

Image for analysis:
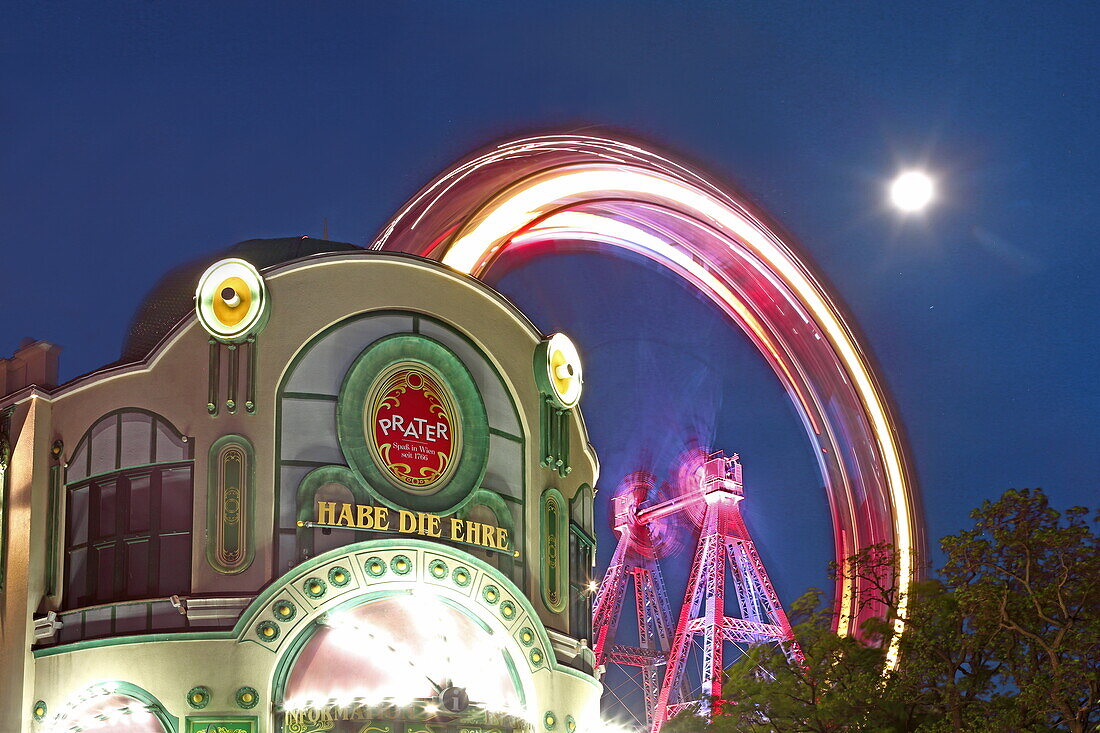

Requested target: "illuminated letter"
[
  {"left": 317, "top": 501, "right": 337, "bottom": 525},
  {"left": 337, "top": 503, "right": 354, "bottom": 527},
  {"left": 356, "top": 504, "right": 373, "bottom": 529},
  {"left": 426, "top": 514, "right": 442, "bottom": 537},
  {"left": 465, "top": 520, "right": 480, "bottom": 546}
]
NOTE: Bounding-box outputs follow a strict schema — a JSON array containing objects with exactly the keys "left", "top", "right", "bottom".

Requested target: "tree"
[
  {"left": 940, "top": 489, "right": 1099, "bottom": 732},
  {"left": 674, "top": 489, "right": 1097, "bottom": 732}
]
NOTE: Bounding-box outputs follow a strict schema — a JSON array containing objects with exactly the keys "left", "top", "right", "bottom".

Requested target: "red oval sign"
[{"left": 366, "top": 364, "right": 460, "bottom": 493}]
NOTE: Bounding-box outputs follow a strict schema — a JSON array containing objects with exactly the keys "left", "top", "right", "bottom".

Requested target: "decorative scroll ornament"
[
  {"left": 207, "top": 435, "right": 254, "bottom": 574},
  {"left": 540, "top": 488, "right": 568, "bottom": 614},
  {"left": 195, "top": 258, "right": 270, "bottom": 343}
]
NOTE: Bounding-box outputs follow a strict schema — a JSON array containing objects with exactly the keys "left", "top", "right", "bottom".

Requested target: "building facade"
[{"left": 0, "top": 240, "right": 600, "bottom": 733}]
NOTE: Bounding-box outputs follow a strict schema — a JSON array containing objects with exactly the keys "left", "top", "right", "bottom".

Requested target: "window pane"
[
  {"left": 150, "top": 599, "right": 187, "bottom": 631},
  {"left": 83, "top": 606, "right": 112, "bottom": 638},
  {"left": 89, "top": 416, "right": 118, "bottom": 476},
  {"left": 68, "top": 486, "right": 89, "bottom": 546},
  {"left": 92, "top": 544, "right": 117, "bottom": 603},
  {"left": 66, "top": 548, "right": 87, "bottom": 607},
  {"left": 125, "top": 539, "right": 150, "bottom": 598},
  {"left": 114, "top": 603, "right": 149, "bottom": 634},
  {"left": 128, "top": 475, "right": 150, "bottom": 533},
  {"left": 159, "top": 467, "right": 193, "bottom": 532},
  {"left": 67, "top": 441, "right": 88, "bottom": 483},
  {"left": 154, "top": 420, "right": 187, "bottom": 463},
  {"left": 119, "top": 411, "right": 153, "bottom": 469},
  {"left": 157, "top": 533, "right": 191, "bottom": 596},
  {"left": 94, "top": 480, "right": 117, "bottom": 539}
]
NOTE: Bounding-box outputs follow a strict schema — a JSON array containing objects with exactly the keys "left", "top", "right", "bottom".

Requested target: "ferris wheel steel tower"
[{"left": 591, "top": 451, "right": 799, "bottom": 731}]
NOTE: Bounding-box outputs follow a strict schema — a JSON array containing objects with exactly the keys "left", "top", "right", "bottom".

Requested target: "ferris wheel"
[{"left": 591, "top": 449, "right": 800, "bottom": 730}]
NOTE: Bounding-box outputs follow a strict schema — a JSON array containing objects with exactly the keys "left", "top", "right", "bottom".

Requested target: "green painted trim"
[
  {"left": 459, "top": 489, "right": 515, "bottom": 531},
  {"left": 269, "top": 614, "right": 320, "bottom": 705},
  {"left": 109, "top": 681, "right": 180, "bottom": 732},
  {"left": 280, "top": 458, "right": 335, "bottom": 468},
  {"left": 245, "top": 335, "right": 258, "bottom": 414},
  {"left": 282, "top": 391, "right": 338, "bottom": 401},
  {"left": 32, "top": 630, "right": 236, "bottom": 658},
  {"left": 206, "top": 435, "right": 256, "bottom": 574},
  {"left": 488, "top": 427, "right": 523, "bottom": 443},
  {"left": 238, "top": 537, "right": 581, "bottom": 678},
  {"left": 336, "top": 333, "right": 490, "bottom": 515},
  {"left": 233, "top": 682, "right": 256, "bottom": 704},
  {"left": 437, "top": 594, "right": 494, "bottom": 634},
  {"left": 207, "top": 339, "right": 220, "bottom": 416},
  {"left": 503, "top": 647, "right": 526, "bottom": 707},
  {"left": 568, "top": 523, "right": 596, "bottom": 550},
  {"left": 294, "top": 465, "right": 373, "bottom": 510},
  {"left": 540, "top": 488, "right": 569, "bottom": 614},
  {"left": 67, "top": 458, "right": 194, "bottom": 486},
  {"left": 186, "top": 685, "right": 211, "bottom": 709},
  {"left": 459, "top": 489, "right": 518, "bottom": 573},
  {"left": 186, "top": 715, "right": 257, "bottom": 733},
  {"left": 226, "top": 343, "right": 240, "bottom": 413},
  {"left": 294, "top": 464, "right": 372, "bottom": 558},
  {"left": 45, "top": 463, "right": 61, "bottom": 595}
]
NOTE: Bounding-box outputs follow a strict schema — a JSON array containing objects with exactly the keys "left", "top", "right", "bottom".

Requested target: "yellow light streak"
[{"left": 440, "top": 166, "right": 914, "bottom": 666}]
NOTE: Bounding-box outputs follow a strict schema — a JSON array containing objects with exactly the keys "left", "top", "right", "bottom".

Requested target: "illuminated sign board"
[
  {"left": 368, "top": 364, "right": 460, "bottom": 494},
  {"left": 301, "top": 501, "right": 517, "bottom": 556},
  {"left": 185, "top": 717, "right": 257, "bottom": 733}
]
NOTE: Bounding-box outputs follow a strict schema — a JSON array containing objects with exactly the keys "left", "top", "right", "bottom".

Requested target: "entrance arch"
[
  {"left": 247, "top": 539, "right": 586, "bottom": 732},
  {"left": 371, "top": 134, "right": 925, "bottom": 663}
]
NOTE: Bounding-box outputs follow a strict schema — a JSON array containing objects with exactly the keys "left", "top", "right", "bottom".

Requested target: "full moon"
[{"left": 890, "top": 170, "right": 935, "bottom": 212}]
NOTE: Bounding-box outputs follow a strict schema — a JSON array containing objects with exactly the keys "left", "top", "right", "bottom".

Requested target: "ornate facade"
[{"left": 0, "top": 240, "right": 600, "bottom": 733}]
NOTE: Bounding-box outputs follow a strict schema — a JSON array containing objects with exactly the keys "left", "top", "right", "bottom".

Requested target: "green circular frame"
[{"left": 337, "top": 333, "right": 490, "bottom": 514}]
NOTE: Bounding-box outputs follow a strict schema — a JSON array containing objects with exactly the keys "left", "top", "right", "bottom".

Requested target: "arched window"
[{"left": 63, "top": 410, "right": 193, "bottom": 610}]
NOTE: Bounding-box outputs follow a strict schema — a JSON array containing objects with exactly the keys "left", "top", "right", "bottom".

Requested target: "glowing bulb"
[{"left": 889, "top": 171, "right": 935, "bottom": 212}]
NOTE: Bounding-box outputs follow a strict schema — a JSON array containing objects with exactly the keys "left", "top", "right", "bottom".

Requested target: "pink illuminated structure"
[{"left": 592, "top": 451, "right": 798, "bottom": 731}]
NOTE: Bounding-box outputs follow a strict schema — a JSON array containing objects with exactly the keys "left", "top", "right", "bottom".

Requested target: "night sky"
[{"left": 3, "top": 0, "right": 1097, "bottom": 679}]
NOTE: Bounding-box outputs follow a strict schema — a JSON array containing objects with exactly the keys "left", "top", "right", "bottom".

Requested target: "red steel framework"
[{"left": 591, "top": 451, "right": 800, "bottom": 731}]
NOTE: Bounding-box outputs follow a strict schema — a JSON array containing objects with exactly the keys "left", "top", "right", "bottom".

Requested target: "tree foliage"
[{"left": 672, "top": 489, "right": 1097, "bottom": 732}]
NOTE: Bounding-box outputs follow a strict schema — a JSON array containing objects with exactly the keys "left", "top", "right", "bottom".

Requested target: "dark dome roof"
[{"left": 121, "top": 237, "right": 363, "bottom": 362}]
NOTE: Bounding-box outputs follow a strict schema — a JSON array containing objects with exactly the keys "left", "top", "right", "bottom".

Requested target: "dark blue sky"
[{"left": 3, "top": 2, "right": 1097, "bottom": 604}]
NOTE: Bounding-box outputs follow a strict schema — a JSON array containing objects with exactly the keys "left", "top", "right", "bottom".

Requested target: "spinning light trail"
[{"left": 371, "top": 134, "right": 925, "bottom": 669}]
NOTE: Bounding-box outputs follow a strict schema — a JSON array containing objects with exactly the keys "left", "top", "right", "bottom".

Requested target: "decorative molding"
[
  {"left": 186, "top": 685, "right": 211, "bottom": 710},
  {"left": 540, "top": 488, "right": 569, "bottom": 614},
  {"left": 206, "top": 435, "right": 255, "bottom": 574},
  {"left": 235, "top": 686, "right": 259, "bottom": 709}
]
